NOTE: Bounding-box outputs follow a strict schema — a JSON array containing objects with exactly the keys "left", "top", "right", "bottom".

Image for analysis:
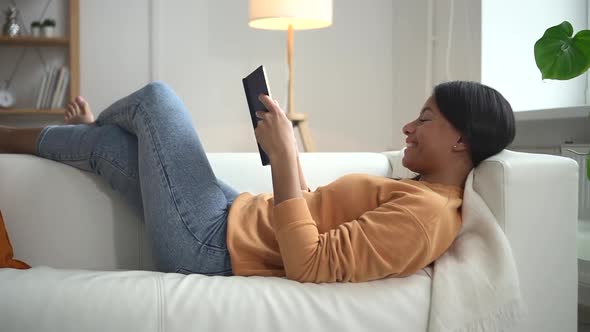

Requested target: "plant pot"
[
  {"left": 31, "top": 26, "right": 40, "bottom": 37},
  {"left": 41, "top": 26, "right": 54, "bottom": 37}
]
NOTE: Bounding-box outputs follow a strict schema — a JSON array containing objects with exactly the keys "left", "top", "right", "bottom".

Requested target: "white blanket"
[{"left": 427, "top": 171, "right": 527, "bottom": 331}]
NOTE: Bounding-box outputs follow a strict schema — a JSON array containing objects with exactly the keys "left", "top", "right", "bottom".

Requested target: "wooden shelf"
[
  {"left": 0, "top": 108, "right": 65, "bottom": 116},
  {"left": 0, "top": 36, "right": 70, "bottom": 47},
  {"left": 0, "top": 0, "right": 79, "bottom": 121}
]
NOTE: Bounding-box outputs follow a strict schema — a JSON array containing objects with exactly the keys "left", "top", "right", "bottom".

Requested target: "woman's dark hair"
[{"left": 433, "top": 81, "right": 515, "bottom": 168}]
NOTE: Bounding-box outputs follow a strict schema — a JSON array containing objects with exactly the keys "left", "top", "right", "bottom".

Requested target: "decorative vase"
[{"left": 2, "top": 6, "right": 20, "bottom": 37}]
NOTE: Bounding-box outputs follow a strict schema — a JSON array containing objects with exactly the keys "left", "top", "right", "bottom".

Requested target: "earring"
[{"left": 453, "top": 145, "right": 457, "bottom": 148}]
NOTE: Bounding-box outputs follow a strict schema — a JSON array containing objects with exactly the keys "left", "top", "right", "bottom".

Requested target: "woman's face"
[{"left": 401, "top": 96, "right": 463, "bottom": 175}]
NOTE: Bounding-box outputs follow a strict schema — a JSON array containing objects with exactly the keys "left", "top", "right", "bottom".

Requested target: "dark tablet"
[{"left": 242, "top": 65, "right": 272, "bottom": 166}]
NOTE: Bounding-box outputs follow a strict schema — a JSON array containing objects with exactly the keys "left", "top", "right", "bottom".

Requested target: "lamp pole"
[{"left": 286, "top": 24, "right": 316, "bottom": 152}]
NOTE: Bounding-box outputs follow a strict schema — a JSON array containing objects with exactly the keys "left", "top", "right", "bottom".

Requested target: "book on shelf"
[
  {"left": 55, "top": 69, "right": 70, "bottom": 109},
  {"left": 35, "top": 74, "right": 48, "bottom": 109},
  {"left": 36, "top": 66, "right": 69, "bottom": 110},
  {"left": 51, "top": 67, "right": 69, "bottom": 109},
  {"left": 41, "top": 67, "right": 56, "bottom": 109}
]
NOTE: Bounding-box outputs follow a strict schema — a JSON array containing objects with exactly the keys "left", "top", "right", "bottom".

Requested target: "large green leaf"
[{"left": 534, "top": 21, "right": 590, "bottom": 80}]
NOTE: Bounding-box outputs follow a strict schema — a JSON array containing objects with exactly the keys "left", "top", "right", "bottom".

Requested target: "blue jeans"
[{"left": 35, "top": 82, "right": 238, "bottom": 276}]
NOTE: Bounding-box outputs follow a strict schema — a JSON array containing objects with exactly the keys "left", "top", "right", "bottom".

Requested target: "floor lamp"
[{"left": 248, "top": 0, "right": 333, "bottom": 152}]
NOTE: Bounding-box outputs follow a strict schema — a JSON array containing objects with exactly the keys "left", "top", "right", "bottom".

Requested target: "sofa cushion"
[
  {"left": 0, "top": 210, "right": 30, "bottom": 269},
  {"left": 0, "top": 265, "right": 432, "bottom": 331}
]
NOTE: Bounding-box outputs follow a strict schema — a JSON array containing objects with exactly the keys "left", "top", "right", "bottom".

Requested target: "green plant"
[
  {"left": 534, "top": 21, "right": 590, "bottom": 180},
  {"left": 31, "top": 21, "right": 41, "bottom": 28},
  {"left": 42, "top": 19, "right": 56, "bottom": 27}
]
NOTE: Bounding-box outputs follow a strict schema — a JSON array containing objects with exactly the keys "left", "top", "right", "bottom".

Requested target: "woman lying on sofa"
[{"left": 0, "top": 80, "right": 515, "bottom": 283}]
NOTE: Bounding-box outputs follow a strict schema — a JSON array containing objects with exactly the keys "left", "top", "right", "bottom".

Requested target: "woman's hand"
[
  {"left": 254, "top": 95, "right": 302, "bottom": 204},
  {"left": 254, "top": 94, "right": 296, "bottom": 161}
]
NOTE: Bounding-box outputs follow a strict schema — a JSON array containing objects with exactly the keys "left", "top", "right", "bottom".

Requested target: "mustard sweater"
[{"left": 226, "top": 174, "right": 463, "bottom": 283}]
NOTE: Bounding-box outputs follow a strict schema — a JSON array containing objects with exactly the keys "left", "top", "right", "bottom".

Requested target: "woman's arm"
[
  {"left": 296, "top": 147, "right": 310, "bottom": 192},
  {"left": 272, "top": 199, "right": 433, "bottom": 283},
  {"left": 270, "top": 147, "right": 301, "bottom": 204},
  {"left": 255, "top": 95, "right": 302, "bottom": 204}
]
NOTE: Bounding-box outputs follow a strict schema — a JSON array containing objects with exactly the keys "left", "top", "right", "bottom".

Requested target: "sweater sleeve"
[{"left": 271, "top": 196, "right": 435, "bottom": 283}]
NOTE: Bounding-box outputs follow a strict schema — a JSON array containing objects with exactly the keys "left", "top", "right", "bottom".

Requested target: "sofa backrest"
[
  {"left": 210, "top": 152, "right": 393, "bottom": 193},
  {"left": 0, "top": 152, "right": 392, "bottom": 271}
]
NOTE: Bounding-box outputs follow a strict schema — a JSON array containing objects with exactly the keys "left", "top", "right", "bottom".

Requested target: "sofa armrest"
[{"left": 473, "top": 150, "right": 579, "bottom": 332}]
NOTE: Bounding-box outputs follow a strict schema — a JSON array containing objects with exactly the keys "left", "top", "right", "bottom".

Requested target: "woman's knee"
[
  {"left": 142, "top": 81, "right": 178, "bottom": 102},
  {"left": 134, "top": 81, "right": 186, "bottom": 117}
]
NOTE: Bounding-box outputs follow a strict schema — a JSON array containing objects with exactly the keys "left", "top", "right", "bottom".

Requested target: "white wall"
[
  {"left": 432, "top": 0, "right": 482, "bottom": 84},
  {"left": 1, "top": 0, "right": 407, "bottom": 152},
  {"left": 79, "top": 0, "right": 151, "bottom": 113},
  {"left": 481, "top": 0, "right": 587, "bottom": 111},
  {"left": 9, "top": 0, "right": 580, "bottom": 154},
  {"left": 0, "top": 0, "right": 485, "bottom": 152},
  {"left": 155, "top": 0, "right": 397, "bottom": 152},
  {"left": 390, "top": 1, "right": 429, "bottom": 150}
]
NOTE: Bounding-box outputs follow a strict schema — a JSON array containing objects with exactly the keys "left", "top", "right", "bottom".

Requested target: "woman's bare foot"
[{"left": 64, "top": 96, "right": 95, "bottom": 125}]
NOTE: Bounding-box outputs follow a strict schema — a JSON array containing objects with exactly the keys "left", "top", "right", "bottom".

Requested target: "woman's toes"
[
  {"left": 64, "top": 103, "right": 76, "bottom": 122},
  {"left": 71, "top": 100, "right": 80, "bottom": 114},
  {"left": 75, "top": 96, "right": 90, "bottom": 113}
]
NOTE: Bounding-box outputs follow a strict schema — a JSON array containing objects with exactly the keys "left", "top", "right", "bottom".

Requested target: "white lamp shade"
[{"left": 249, "top": 0, "right": 333, "bottom": 30}]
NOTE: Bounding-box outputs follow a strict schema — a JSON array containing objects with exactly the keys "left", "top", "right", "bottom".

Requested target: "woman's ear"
[{"left": 452, "top": 137, "right": 469, "bottom": 152}]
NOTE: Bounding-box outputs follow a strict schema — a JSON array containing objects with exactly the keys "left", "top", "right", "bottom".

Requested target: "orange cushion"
[{"left": 0, "top": 210, "right": 30, "bottom": 269}]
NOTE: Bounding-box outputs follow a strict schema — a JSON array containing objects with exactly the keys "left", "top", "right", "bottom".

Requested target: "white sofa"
[{"left": 0, "top": 150, "right": 579, "bottom": 332}]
